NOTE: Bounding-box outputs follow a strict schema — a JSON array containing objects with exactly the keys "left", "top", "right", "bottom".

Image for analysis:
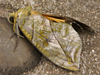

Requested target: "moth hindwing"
[{"left": 8, "top": 6, "right": 82, "bottom": 71}]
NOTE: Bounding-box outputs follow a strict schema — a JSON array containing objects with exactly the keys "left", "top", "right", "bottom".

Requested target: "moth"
[{"left": 8, "top": 6, "right": 94, "bottom": 71}]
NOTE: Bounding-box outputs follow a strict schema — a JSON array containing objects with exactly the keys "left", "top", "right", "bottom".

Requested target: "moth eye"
[
  {"left": 28, "top": 11, "right": 31, "bottom": 16},
  {"left": 9, "top": 16, "right": 14, "bottom": 24}
]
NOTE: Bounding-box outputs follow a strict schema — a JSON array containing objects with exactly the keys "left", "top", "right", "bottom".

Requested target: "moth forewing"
[{"left": 8, "top": 6, "right": 82, "bottom": 71}]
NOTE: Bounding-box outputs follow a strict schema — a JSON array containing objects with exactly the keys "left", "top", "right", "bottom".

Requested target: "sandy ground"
[{"left": 0, "top": 0, "right": 100, "bottom": 75}]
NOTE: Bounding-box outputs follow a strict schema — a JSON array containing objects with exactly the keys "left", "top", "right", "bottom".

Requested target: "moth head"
[{"left": 8, "top": 13, "right": 17, "bottom": 24}]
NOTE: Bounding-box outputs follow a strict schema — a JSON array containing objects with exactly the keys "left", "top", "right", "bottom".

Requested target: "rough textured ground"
[{"left": 0, "top": 0, "right": 100, "bottom": 75}]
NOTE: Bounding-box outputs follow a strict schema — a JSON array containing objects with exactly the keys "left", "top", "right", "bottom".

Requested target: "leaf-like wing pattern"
[
  {"left": 8, "top": 6, "right": 82, "bottom": 71},
  {"left": 17, "top": 13, "right": 82, "bottom": 71}
]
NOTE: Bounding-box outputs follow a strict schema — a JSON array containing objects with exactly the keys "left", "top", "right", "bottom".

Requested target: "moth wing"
[
  {"left": 42, "top": 14, "right": 95, "bottom": 34},
  {"left": 18, "top": 13, "right": 82, "bottom": 71}
]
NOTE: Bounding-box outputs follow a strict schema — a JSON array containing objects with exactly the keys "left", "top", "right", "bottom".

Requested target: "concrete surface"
[
  {"left": 0, "top": 17, "right": 42, "bottom": 75},
  {"left": 0, "top": 0, "right": 100, "bottom": 75}
]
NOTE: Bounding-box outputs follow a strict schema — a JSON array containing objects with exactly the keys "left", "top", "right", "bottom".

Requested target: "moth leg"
[
  {"left": 11, "top": 19, "right": 24, "bottom": 52},
  {"left": 13, "top": 35, "right": 18, "bottom": 52},
  {"left": 13, "top": 34, "right": 24, "bottom": 53},
  {"left": 10, "top": 32, "right": 16, "bottom": 39}
]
